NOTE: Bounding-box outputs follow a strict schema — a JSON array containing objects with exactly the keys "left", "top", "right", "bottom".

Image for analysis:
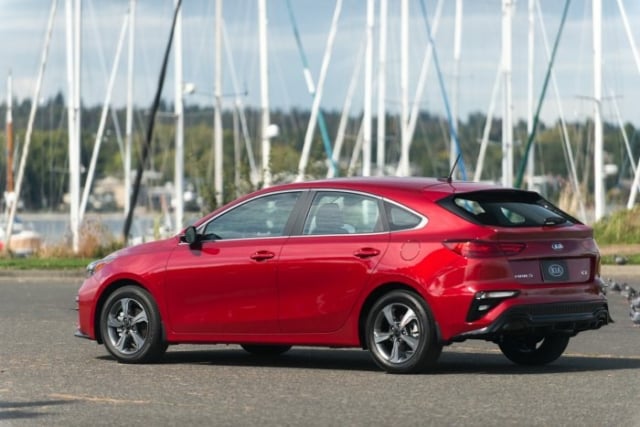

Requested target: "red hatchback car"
[{"left": 76, "top": 177, "right": 610, "bottom": 373}]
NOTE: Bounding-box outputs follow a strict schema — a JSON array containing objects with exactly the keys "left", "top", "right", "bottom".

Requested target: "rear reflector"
[
  {"left": 467, "top": 290, "right": 519, "bottom": 322},
  {"left": 443, "top": 240, "right": 526, "bottom": 258}
]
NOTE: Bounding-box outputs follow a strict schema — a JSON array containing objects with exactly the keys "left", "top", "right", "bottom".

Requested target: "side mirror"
[{"left": 183, "top": 225, "right": 200, "bottom": 245}]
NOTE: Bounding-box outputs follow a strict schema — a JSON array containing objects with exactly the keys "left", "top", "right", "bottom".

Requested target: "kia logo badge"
[
  {"left": 548, "top": 264, "right": 565, "bottom": 278},
  {"left": 551, "top": 243, "right": 564, "bottom": 251}
]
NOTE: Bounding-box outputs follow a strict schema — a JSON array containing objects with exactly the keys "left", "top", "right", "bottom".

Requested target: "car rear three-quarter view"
[{"left": 75, "top": 177, "right": 611, "bottom": 374}]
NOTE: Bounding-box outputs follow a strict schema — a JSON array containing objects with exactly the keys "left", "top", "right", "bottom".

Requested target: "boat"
[
  {"left": 3, "top": 72, "right": 43, "bottom": 256},
  {"left": 0, "top": 217, "right": 42, "bottom": 256}
]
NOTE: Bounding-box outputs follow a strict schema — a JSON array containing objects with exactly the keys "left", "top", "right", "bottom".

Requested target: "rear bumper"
[{"left": 453, "top": 301, "right": 611, "bottom": 341}]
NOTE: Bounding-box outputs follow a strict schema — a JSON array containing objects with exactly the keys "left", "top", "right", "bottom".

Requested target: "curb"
[{"left": 0, "top": 269, "right": 85, "bottom": 279}]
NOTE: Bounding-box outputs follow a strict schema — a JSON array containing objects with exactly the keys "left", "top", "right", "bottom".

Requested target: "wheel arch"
[
  {"left": 357, "top": 282, "right": 442, "bottom": 349},
  {"left": 93, "top": 279, "right": 163, "bottom": 344}
]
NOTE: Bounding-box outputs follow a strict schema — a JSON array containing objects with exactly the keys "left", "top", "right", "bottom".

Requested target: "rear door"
[{"left": 277, "top": 190, "right": 389, "bottom": 333}]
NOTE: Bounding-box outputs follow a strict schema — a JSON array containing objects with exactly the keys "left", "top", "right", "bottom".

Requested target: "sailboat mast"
[
  {"left": 214, "top": 0, "right": 224, "bottom": 206},
  {"left": 5, "top": 73, "right": 14, "bottom": 201},
  {"left": 451, "top": 0, "right": 462, "bottom": 173},
  {"left": 376, "top": 0, "right": 387, "bottom": 176},
  {"left": 174, "top": 0, "right": 184, "bottom": 231},
  {"left": 398, "top": 0, "right": 409, "bottom": 177},
  {"left": 5, "top": 0, "right": 57, "bottom": 253},
  {"left": 64, "top": 0, "right": 82, "bottom": 253},
  {"left": 79, "top": 11, "right": 129, "bottom": 223},
  {"left": 124, "top": 0, "right": 135, "bottom": 218},
  {"left": 615, "top": 0, "right": 640, "bottom": 209},
  {"left": 526, "top": 0, "right": 535, "bottom": 190},
  {"left": 294, "top": 0, "right": 341, "bottom": 182},
  {"left": 258, "top": 0, "right": 271, "bottom": 187},
  {"left": 501, "top": 0, "right": 513, "bottom": 188},
  {"left": 593, "top": 0, "right": 604, "bottom": 221},
  {"left": 362, "top": 0, "right": 374, "bottom": 177}
]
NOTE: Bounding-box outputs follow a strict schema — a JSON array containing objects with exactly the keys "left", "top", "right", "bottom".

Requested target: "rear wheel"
[
  {"left": 498, "top": 335, "right": 569, "bottom": 366},
  {"left": 365, "top": 290, "right": 442, "bottom": 374},
  {"left": 100, "top": 286, "right": 166, "bottom": 363},
  {"left": 241, "top": 345, "right": 292, "bottom": 356}
]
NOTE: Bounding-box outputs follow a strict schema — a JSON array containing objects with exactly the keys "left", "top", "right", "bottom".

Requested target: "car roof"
[
  {"left": 266, "top": 176, "right": 505, "bottom": 197},
  {"left": 196, "top": 177, "right": 530, "bottom": 229}
]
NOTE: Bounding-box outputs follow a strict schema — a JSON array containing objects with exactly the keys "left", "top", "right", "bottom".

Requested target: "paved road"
[{"left": 0, "top": 271, "right": 639, "bottom": 426}]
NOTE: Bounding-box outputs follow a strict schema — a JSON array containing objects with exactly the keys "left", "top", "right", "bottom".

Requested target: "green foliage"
[
  {"left": 1, "top": 94, "right": 639, "bottom": 212},
  {"left": 0, "top": 256, "right": 90, "bottom": 270},
  {"left": 593, "top": 206, "right": 640, "bottom": 244},
  {"left": 600, "top": 253, "right": 640, "bottom": 265}
]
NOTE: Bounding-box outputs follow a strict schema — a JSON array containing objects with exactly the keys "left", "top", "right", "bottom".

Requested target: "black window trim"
[
  {"left": 381, "top": 197, "right": 429, "bottom": 232},
  {"left": 436, "top": 189, "right": 581, "bottom": 227}
]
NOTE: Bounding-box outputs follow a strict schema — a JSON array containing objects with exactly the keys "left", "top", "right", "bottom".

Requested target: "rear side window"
[
  {"left": 385, "top": 202, "right": 424, "bottom": 231},
  {"left": 439, "top": 190, "right": 578, "bottom": 227},
  {"left": 303, "top": 191, "right": 382, "bottom": 235}
]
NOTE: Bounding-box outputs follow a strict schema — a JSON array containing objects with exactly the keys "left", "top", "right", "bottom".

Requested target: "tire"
[
  {"left": 100, "top": 285, "right": 167, "bottom": 363},
  {"left": 241, "top": 344, "right": 292, "bottom": 356},
  {"left": 498, "top": 335, "right": 570, "bottom": 366},
  {"left": 365, "top": 290, "right": 442, "bottom": 374}
]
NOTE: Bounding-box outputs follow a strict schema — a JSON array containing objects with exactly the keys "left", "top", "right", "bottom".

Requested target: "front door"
[{"left": 165, "top": 191, "right": 302, "bottom": 334}]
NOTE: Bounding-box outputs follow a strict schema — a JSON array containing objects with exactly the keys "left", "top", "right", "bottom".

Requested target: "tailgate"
[{"left": 496, "top": 226, "right": 598, "bottom": 284}]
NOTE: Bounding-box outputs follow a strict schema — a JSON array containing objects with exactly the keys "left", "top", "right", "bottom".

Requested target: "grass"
[
  {"left": 600, "top": 253, "right": 640, "bottom": 265},
  {"left": 0, "top": 217, "right": 122, "bottom": 270},
  {"left": 593, "top": 206, "right": 640, "bottom": 245},
  {"left": 0, "top": 257, "right": 91, "bottom": 270}
]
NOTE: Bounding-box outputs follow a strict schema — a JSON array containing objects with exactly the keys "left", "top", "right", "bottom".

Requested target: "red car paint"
[{"left": 76, "top": 177, "right": 609, "bottom": 370}]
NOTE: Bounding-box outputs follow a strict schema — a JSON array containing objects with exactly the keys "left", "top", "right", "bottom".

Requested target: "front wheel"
[
  {"left": 365, "top": 290, "right": 442, "bottom": 374},
  {"left": 100, "top": 285, "right": 167, "bottom": 363},
  {"left": 498, "top": 335, "right": 570, "bottom": 366}
]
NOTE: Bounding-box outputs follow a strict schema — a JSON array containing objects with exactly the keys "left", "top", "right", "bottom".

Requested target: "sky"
[{"left": 2, "top": 0, "right": 640, "bottom": 127}]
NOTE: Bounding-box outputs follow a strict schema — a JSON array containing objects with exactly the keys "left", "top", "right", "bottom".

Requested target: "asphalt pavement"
[{"left": 0, "top": 269, "right": 639, "bottom": 426}]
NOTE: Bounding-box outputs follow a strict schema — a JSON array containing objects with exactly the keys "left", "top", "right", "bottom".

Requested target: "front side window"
[
  {"left": 303, "top": 191, "right": 382, "bottom": 235},
  {"left": 203, "top": 191, "right": 301, "bottom": 240}
]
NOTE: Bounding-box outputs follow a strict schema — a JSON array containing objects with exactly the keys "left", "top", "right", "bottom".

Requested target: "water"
[{"left": 19, "top": 212, "right": 157, "bottom": 246}]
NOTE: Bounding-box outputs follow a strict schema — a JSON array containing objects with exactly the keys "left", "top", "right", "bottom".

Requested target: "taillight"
[
  {"left": 443, "top": 240, "right": 526, "bottom": 258},
  {"left": 581, "top": 239, "right": 599, "bottom": 252}
]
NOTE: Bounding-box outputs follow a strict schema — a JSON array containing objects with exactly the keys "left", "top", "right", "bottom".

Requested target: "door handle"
[
  {"left": 250, "top": 250, "right": 275, "bottom": 261},
  {"left": 354, "top": 247, "right": 380, "bottom": 258}
]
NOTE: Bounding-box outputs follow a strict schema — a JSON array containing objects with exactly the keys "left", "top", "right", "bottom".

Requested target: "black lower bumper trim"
[{"left": 454, "top": 301, "right": 611, "bottom": 341}]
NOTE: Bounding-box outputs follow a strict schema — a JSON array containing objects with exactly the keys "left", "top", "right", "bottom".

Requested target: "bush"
[
  {"left": 39, "top": 218, "right": 124, "bottom": 259},
  {"left": 593, "top": 206, "right": 640, "bottom": 245}
]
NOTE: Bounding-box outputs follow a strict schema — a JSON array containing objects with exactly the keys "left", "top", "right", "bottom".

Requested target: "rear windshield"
[{"left": 437, "top": 190, "right": 579, "bottom": 227}]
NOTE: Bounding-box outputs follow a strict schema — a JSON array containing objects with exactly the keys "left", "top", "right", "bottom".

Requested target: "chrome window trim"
[
  {"left": 382, "top": 197, "right": 429, "bottom": 231},
  {"left": 300, "top": 189, "right": 386, "bottom": 237},
  {"left": 194, "top": 189, "right": 304, "bottom": 241},
  {"left": 187, "top": 187, "right": 429, "bottom": 243}
]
